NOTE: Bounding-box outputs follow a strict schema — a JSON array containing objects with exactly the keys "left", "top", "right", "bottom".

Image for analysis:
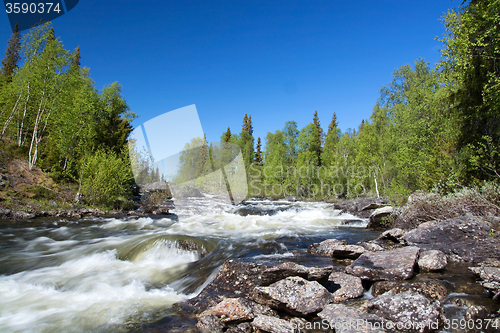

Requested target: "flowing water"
[
  {"left": 1, "top": 197, "right": 496, "bottom": 333},
  {"left": 0, "top": 197, "right": 377, "bottom": 333}
]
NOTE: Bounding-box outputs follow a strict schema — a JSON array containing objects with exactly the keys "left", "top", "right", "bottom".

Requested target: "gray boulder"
[
  {"left": 199, "top": 297, "right": 276, "bottom": 323},
  {"left": 371, "top": 279, "right": 448, "bottom": 300},
  {"left": 252, "top": 315, "right": 295, "bottom": 333},
  {"left": 252, "top": 276, "right": 333, "bottom": 316},
  {"left": 326, "top": 272, "right": 364, "bottom": 302},
  {"left": 418, "top": 250, "right": 447, "bottom": 272},
  {"left": 378, "top": 228, "right": 405, "bottom": 244},
  {"left": 367, "top": 206, "right": 394, "bottom": 229},
  {"left": 367, "top": 290, "right": 442, "bottom": 333},
  {"left": 195, "top": 314, "right": 224, "bottom": 333},
  {"left": 318, "top": 304, "right": 387, "bottom": 333},
  {"left": 307, "top": 239, "right": 347, "bottom": 256},
  {"left": 346, "top": 246, "right": 420, "bottom": 281}
]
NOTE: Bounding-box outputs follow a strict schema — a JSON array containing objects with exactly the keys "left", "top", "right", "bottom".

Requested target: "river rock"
[
  {"left": 332, "top": 197, "right": 388, "bottom": 219},
  {"left": 307, "top": 238, "right": 347, "bottom": 256},
  {"left": 371, "top": 279, "right": 448, "bottom": 300},
  {"left": 367, "top": 290, "right": 442, "bottom": 333},
  {"left": 367, "top": 206, "right": 394, "bottom": 229},
  {"left": 252, "top": 315, "right": 295, "bottom": 333},
  {"left": 169, "top": 184, "right": 204, "bottom": 197},
  {"left": 307, "top": 266, "right": 335, "bottom": 284},
  {"left": 188, "top": 260, "right": 269, "bottom": 312},
  {"left": 11, "top": 211, "right": 35, "bottom": 220},
  {"left": 378, "top": 228, "right": 405, "bottom": 244},
  {"left": 464, "top": 305, "right": 490, "bottom": 322},
  {"left": 403, "top": 216, "right": 500, "bottom": 263},
  {"left": 225, "top": 322, "right": 253, "bottom": 333},
  {"left": 418, "top": 250, "right": 447, "bottom": 272},
  {"left": 346, "top": 246, "right": 420, "bottom": 281},
  {"left": 331, "top": 244, "right": 366, "bottom": 259},
  {"left": 318, "top": 304, "right": 387, "bottom": 333},
  {"left": 252, "top": 276, "right": 333, "bottom": 316},
  {"left": 326, "top": 272, "right": 364, "bottom": 302},
  {"left": 357, "top": 241, "right": 384, "bottom": 252},
  {"left": 468, "top": 266, "right": 500, "bottom": 298},
  {"left": 195, "top": 314, "right": 224, "bottom": 333},
  {"left": 284, "top": 195, "right": 299, "bottom": 202},
  {"left": 260, "top": 262, "right": 334, "bottom": 285},
  {"left": 199, "top": 297, "right": 276, "bottom": 323}
]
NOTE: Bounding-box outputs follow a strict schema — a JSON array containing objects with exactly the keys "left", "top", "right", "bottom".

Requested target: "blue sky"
[{"left": 0, "top": 0, "right": 458, "bottom": 146}]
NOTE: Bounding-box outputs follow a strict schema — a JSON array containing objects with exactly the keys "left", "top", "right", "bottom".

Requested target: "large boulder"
[
  {"left": 331, "top": 197, "right": 389, "bottom": 219},
  {"left": 199, "top": 297, "right": 276, "bottom": 324},
  {"left": 367, "top": 290, "right": 442, "bottom": 333},
  {"left": 371, "top": 279, "right": 448, "bottom": 300},
  {"left": 318, "top": 304, "right": 387, "bottom": 333},
  {"left": 326, "top": 272, "right": 364, "bottom": 302},
  {"left": 346, "top": 246, "right": 420, "bottom": 281},
  {"left": 367, "top": 206, "right": 394, "bottom": 229},
  {"left": 252, "top": 276, "right": 333, "bottom": 316},
  {"left": 468, "top": 266, "right": 500, "bottom": 299},
  {"left": 418, "top": 250, "right": 447, "bottom": 272},
  {"left": 188, "top": 260, "right": 269, "bottom": 313},
  {"left": 260, "top": 262, "right": 333, "bottom": 285},
  {"left": 307, "top": 239, "right": 347, "bottom": 256},
  {"left": 403, "top": 216, "right": 500, "bottom": 263}
]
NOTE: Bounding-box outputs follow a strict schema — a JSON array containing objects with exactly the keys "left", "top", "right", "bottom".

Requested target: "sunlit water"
[{"left": 1, "top": 197, "right": 493, "bottom": 332}]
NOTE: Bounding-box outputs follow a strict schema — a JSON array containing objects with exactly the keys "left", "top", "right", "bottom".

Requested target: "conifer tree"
[
  {"left": 72, "top": 46, "right": 81, "bottom": 68},
  {"left": 0, "top": 24, "right": 21, "bottom": 84},
  {"left": 222, "top": 127, "right": 232, "bottom": 142},
  {"left": 255, "top": 137, "right": 263, "bottom": 166},
  {"left": 312, "top": 110, "right": 323, "bottom": 165}
]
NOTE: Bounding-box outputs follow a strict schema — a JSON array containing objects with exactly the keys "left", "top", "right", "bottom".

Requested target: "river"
[{"left": 0, "top": 197, "right": 379, "bottom": 332}]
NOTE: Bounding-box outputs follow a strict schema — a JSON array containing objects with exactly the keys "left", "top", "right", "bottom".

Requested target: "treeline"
[
  {"left": 0, "top": 23, "right": 136, "bottom": 208},
  {"left": 217, "top": 0, "right": 500, "bottom": 200}
]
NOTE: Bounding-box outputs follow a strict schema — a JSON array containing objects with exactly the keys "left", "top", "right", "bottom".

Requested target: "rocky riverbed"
[{"left": 166, "top": 199, "right": 500, "bottom": 333}]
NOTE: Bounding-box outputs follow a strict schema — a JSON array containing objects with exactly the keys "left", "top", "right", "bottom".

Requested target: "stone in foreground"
[
  {"left": 346, "top": 246, "right": 420, "bottom": 281},
  {"left": 252, "top": 276, "right": 333, "bottom": 316},
  {"left": 307, "top": 238, "right": 347, "bottom": 256},
  {"left": 367, "top": 290, "right": 442, "bottom": 333},
  {"left": 367, "top": 206, "right": 394, "bottom": 229},
  {"left": 252, "top": 315, "right": 295, "bottom": 333},
  {"left": 326, "top": 272, "right": 364, "bottom": 302},
  {"left": 418, "top": 250, "right": 447, "bottom": 272},
  {"left": 318, "top": 304, "right": 387, "bottom": 333}
]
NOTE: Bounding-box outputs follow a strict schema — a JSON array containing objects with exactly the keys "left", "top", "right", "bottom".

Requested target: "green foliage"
[{"left": 81, "top": 149, "right": 134, "bottom": 208}]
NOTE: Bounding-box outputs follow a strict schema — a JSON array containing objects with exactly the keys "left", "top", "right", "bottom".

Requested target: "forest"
[{"left": 0, "top": 0, "right": 499, "bottom": 208}]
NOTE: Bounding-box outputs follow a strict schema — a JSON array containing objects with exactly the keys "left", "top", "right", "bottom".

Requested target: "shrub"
[
  {"left": 81, "top": 149, "right": 134, "bottom": 208},
  {"left": 392, "top": 182, "right": 500, "bottom": 230}
]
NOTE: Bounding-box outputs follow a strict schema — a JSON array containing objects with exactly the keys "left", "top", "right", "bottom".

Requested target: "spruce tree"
[
  {"left": 312, "top": 110, "right": 323, "bottom": 166},
  {"left": 222, "top": 127, "right": 232, "bottom": 142},
  {"left": 255, "top": 137, "right": 263, "bottom": 166},
  {"left": 0, "top": 24, "right": 21, "bottom": 84}
]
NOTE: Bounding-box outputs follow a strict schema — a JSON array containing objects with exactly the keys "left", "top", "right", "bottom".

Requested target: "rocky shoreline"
[{"left": 169, "top": 199, "right": 500, "bottom": 333}]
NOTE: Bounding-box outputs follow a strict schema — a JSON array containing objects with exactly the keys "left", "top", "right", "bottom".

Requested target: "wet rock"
[
  {"left": 469, "top": 266, "right": 500, "bottom": 298},
  {"left": 357, "top": 241, "right": 384, "bottom": 252},
  {"left": 403, "top": 216, "right": 500, "bottom": 263},
  {"left": 464, "top": 305, "right": 490, "bottom": 322},
  {"left": 325, "top": 272, "right": 364, "bottom": 302},
  {"left": 367, "top": 206, "right": 394, "bottom": 229},
  {"left": 307, "top": 238, "right": 347, "bottom": 256},
  {"left": 188, "top": 260, "right": 269, "bottom": 313},
  {"left": 346, "top": 246, "right": 420, "bottom": 281},
  {"left": 332, "top": 197, "right": 388, "bottom": 219},
  {"left": 176, "top": 239, "right": 208, "bottom": 257},
  {"left": 331, "top": 244, "right": 366, "bottom": 259},
  {"left": 260, "top": 262, "right": 308, "bottom": 285},
  {"left": 418, "top": 250, "right": 447, "bottom": 272},
  {"left": 252, "top": 276, "right": 333, "bottom": 316},
  {"left": 252, "top": 315, "right": 295, "bottom": 333},
  {"left": 367, "top": 290, "right": 442, "bottom": 333},
  {"left": 318, "top": 304, "right": 387, "bottom": 333},
  {"left": 200, "top": 297, "right": 276, "bottom": 323},
  {"left": 226, "top": 322, "right": 253, "bottom": 333},
  {"left": 0, "top": 208, "right": 12, "bottom": 218},
  {"left": 307, "top": 266, "right": 335, "bottom": 284},
  {"left": 234, "top": 206, "right": 288, "bottom": 217},
  {"left": 378, "top": 228, "right": 405, "bottom": 244},
  {"left": 195, "top": 314, "right": 224, "bottom": 333},
  {"left": 11, "top": 211, "right": 35, "bottom": 220},
  {"left": 360, "top": 202, "right": 389, "bottom": 211},
  {"left": 371, "top": 279, "right": 448, "bottom": 300},
  {"left": 284, "top": 195, "right": 299, "bottom": 202}
]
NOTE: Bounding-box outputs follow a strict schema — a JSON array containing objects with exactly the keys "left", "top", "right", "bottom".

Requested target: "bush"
[
  {"left": 392, "top": 182, "right": 500, "bottom": 230},
  {"left": 81, "top": 149, "right": 134, "bottom": 208}
]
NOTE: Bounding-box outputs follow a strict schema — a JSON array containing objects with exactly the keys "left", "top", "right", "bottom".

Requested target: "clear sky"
[{"left": 0, "top": 0, "right": 458, "bottom": 146}]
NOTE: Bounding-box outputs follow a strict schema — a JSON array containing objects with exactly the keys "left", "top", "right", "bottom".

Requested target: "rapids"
[{"left": 0, "top": 197, "right": 374, "bottom": 332}]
